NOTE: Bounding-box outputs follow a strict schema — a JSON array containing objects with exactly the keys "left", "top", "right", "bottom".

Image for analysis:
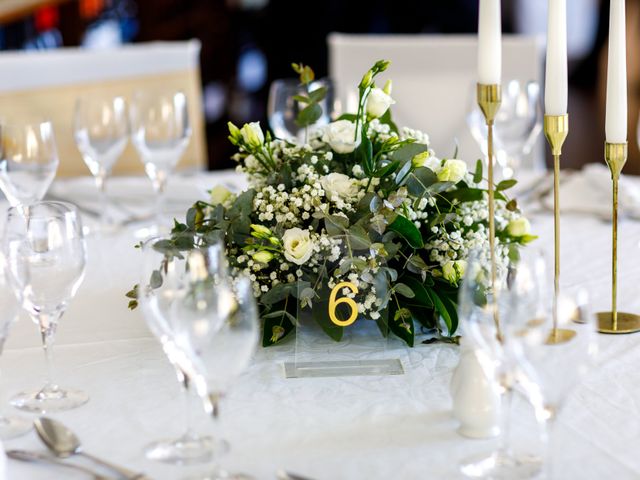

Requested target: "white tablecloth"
[{"left": 2, "top": 171, "right": 640, "bottom": 480}]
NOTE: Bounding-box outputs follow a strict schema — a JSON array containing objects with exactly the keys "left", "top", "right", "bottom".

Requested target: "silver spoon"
[
  {"left": 7, "top": 449, "right": 113, "bottom": 480},
  {"left": 34, "top": 417, "right": 150, "bottom": 480}
]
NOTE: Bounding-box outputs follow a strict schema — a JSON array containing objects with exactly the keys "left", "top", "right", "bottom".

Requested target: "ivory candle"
[
  {"left": 605, "top": 0, "right": 627, "bottom": 143},
  {"left": 545, "top": 0, "right": 568, "bottom": 115},
  {"left": 477, "top": 0, "right": 501, "bottom": 85}
]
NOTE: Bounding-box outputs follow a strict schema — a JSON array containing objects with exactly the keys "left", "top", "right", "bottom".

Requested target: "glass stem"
[
  {"left": 543, "top": 410, "right": 557, "bottom": 480},
  {"left": 497, "top": 381, "right": 514, "bottom": 456},
  {"left": 153, "top": 171, "right": 167, "bottom": 229},
  {"left": 38, "top": 313, "right": 59, "bottom": 391},
  {"left": 95, "top": 169, "right": 108, "bottom": 228},
  {"left": 175, "top": 366, "right": 196, "bottom": 440}
]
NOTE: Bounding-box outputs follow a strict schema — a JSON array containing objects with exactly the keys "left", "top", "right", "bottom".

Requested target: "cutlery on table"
[
  {"left": 7, "top": 449, "right": 114, "bottom": 480},
  {"left": 34, "top": 417, "right": 150, "bottom": 480},
  {"left": 276, "top": 469, "right": 316, "bottom": 480}
]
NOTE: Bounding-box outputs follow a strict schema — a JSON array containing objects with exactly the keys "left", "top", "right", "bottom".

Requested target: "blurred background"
[{"left": 0, "top": 0, "right": 636, "bottom": 173}]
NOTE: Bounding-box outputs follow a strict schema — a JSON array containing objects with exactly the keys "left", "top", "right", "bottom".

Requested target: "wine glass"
[
  {"left": 74, "top": 94, "right": 129, "bottom": 230},
  {"left": 138, "top": 236, "right": 228, "bottom": 465},
  {"left": 458, "top": 248, "right": 544, "bottom": 479},
  {"left": 130, "top": 90, "right": 191, "bottom": 232},
  {"left": 510, "top": 285, "right": 597, "bottom": 479},
  {"left": 493, "top": 80, "right": 543, "bottom": 179},
  {"left": 2, "top": 201, "right": 87, "bottom": 412},
  {"left": 0, "top": 252, "right": 31, "bottom": 438},
  {"left": 0, "top": 121, "right": 59, "bottom": 207},
  {"left": 170, "top": 250, "right": 259, "bottom": 480},
  {"left": 268, "top": 78, "right": 333, "bottom": 143}
]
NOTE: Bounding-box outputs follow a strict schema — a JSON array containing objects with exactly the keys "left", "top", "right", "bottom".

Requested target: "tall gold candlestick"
[
  {"left": 543, "top": 115, "right": 576, "bottom": 344},
  {"left": 597, "top": 142, "right": 640, "bottom": 333},
  {"left": 477, "top": 83, "right": 503, "bottom": 342}
]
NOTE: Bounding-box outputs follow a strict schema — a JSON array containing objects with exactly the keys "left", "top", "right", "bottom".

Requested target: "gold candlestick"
[
  {"left": 597, "top": 142, "right": 640, "bottom": 334},
  {"left": 477, "top": 83, "right": 503, "bottom": 342},
  {"left": 543, "top": 114, "right": 576, "bottom": 345}
]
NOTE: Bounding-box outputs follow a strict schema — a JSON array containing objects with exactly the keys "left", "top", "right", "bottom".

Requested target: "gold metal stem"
[
  {"left": 543, "top": 114, "right": 574, "bottom": 345},
  {"left": 597, "top": 142, "right": 640, "bottom": 334},
  {"left": 477, "top": 84, "right": 502, "bottom": 342}
]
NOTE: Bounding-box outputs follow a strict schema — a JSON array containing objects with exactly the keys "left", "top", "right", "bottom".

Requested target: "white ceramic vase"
[{"left": 450, "top": 338, "right": 500, "bottom": 439}]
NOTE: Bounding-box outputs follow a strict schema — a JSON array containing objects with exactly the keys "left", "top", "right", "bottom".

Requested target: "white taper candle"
[
  {"left": 605, "top": 0, "right": 627, "bottom": 143},
  {"left": 545, "top": 0, "right": 568, "bottom": 115},
  {"left": 477, "top": 0, "right": 501, "bottom": 85}
]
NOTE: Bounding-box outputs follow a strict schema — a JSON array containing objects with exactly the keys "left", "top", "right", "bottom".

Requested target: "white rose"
[
  {"left": 282, "top": 228, "right": 314, "bottom": 265},
  {"left": 320, "top": 173, "right": 359, "bottom": 201},
  {"left": 210, "top": 185, "right": 232, "bottom": 204},
  {"left": 365, "top": 87, "right": 395, "bottom": 118},
  {"left": 322, "top": 120, "right": 361, "bottom": 154},
  {"left": 507, "top": 217, "right": 531, "bottom": 237},
  {"left": 240, "top": 122, "right": 264, "bottom": 147},
  {"left": 442, "top": 260, "right": 467, "bottom": 284},
  {"left": 437, "top": 159, "right": 467, "bottom": 183}
]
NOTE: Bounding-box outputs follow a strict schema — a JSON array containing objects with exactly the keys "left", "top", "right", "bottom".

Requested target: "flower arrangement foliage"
[{"left": 128, "top": 60, "right": 534, "bottom": 347}]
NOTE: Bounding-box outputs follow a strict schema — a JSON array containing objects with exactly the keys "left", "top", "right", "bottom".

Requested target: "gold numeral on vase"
[{"left": 328, "top": 282, "right": 359, "bottom": 327}]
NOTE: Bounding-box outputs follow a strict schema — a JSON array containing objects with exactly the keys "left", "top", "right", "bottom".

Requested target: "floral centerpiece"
[{"left": 128, "top": 60, "right": 534, "bottom": 347}]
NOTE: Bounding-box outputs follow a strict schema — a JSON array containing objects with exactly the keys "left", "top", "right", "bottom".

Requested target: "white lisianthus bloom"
[
  {"left": 240, "top": 122, "right": 264, "bottom": 148},
  {"left": 322, "top": 120, "right": 361, "bottom": 154},
  {"left": 413, "top": 152, "right": 442, "bottom": 173},
  {"left": 282, "top": 228, "right": 314, "bottom": 265},
  {"left": 320, "top": 172, "right": 359, "bottom": 201},
  {"left": 365, "top": 87, "right": 395, "bottom": 118},
  {"left": 437, "top": 159, "right": 467, "bottom": 183},
  {"left": 210, "top": 185, "right": 232, "bottom": 204},
  {"left": 507, "top": 217, "right": 531, "bottom": 237},
  {"left": 442, "top": 260, "right": 467, "bottom": 284}
]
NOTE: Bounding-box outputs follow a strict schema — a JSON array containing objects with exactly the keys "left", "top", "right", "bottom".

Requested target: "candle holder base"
[
  {"left": 596, "top": 311, "right": 640, "bottom": 334},
  {"left": 545, "top": 328, "right": 577, "bottom": 345}
]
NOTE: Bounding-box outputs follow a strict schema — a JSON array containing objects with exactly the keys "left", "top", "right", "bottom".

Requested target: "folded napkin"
[{"left": 541, "top": 163, "right": 640, "bottom": 219}]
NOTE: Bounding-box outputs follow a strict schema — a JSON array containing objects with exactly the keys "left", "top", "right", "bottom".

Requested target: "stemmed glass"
[
  {"left": 2, "top": 201, "right": 88, "bottom": 412},
  {"left": 0, "top": 252, "right": 31, "bottom": 438},
  {"left": 130, "top": 90, "right": 191, "bottom": 232},
  {"left": 138, "top": 236, "right": 221, "bottom": 465},
  {"left": 172, "top": 267, "right": 259, "bottom": 480},
  {"left": 511, "top": 286, "right": 597, "bottom": 479},
  {"left": 0, "top": 121, "right": 59, "bottom": 207},
  {"left": 458, "top": 248, "right": 545, "bottom": 479},
  {"left": 74, "top": 95, "right": 129, "bottom": 230},
  {"left": 268, "top": 78, "right": 333, "bottom": 142},
  {"left": 493, "top": 80, "right": 543, "bottom": 178}
]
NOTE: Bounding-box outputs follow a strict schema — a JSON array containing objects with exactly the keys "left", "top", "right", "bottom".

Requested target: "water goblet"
[
  {"left": 170, "top": 249, "right": 259, "bottom": 480},
  {"left": 130, "top": 90, "right": 191, "bottom": 232},
  {"left": 0, "top": 252, "right": 31, "bottom": 439},
  {"left": 268, "top": 78, "right": 333, "bottom": 143},
  {"left": 2, "top": 201, "right": 88, "bottom": 412},
  {"left": 74, "top": 94, "right": 129, "bottom": 231},
  {"left": 138, "top": 236, "right": 227, "bottom": 465},
  {"left": 458, "top": 248, "right": 545, "bottom": 479},
  {"left": 0, "top": 121, "right": 58, "bottom": 207}
]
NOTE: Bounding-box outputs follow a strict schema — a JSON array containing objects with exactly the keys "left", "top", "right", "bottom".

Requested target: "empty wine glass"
[
  {"left": 138, "top": 236, "right": 224, "bottom": 465},
  {"left": 170, "top": 250, "right": 259, "bottom": 480},
  {"left": 511, "top": 286, "right": 597, "bottom": 479},
  {"left": 0, "top": 252, "right": 31, "bottom": 439},
  {"left": 2, "top": 201, "right": 87, "bottom": 412},
  {"left": 0, "top": 121, "right": 59, "bottom": 207},
  {"left": 494, "top": 80, "right": 543, "bottom": 179},
  {"left": 268, "top": 78, "right": 333, "bottom": 142},
  {"left": 74, "top": 94, "right": 129, "bottom": 230},
  {"left": 458, "top": 248, "right": 544, "bottom": 479},
  {"left": 130, "top": 90, "right": 191, "bottom": 232}
]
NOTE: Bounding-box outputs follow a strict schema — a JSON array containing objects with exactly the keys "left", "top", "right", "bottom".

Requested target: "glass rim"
[{"left": 7, "top": 200, "right": 80, "bottom": 220}]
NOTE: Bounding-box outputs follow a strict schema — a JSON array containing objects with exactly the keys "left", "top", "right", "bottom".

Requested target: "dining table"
[{"left": 1, "top": 168, "right": 640, "bottom": 480}]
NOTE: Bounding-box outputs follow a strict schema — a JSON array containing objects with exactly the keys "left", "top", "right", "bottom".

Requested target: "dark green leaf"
[
  {"left": 401, "top": 276, "right": 434, "bottom": 307},
  {"left": 394, "top": 283, "right": 415, "bottom": 298},
  {"left": 292, "top": 94, "right": 310, "bottom": 104},
  {"left": 296, "top": 103, "right": 322, "bottom": 128},
  {"left": 388, "top": 215, "right": 424, "bottom": 249},
  {"left": 406, "top": 167, "right": 438, "bottom": 196},
  {"left": 496, "top": 179, "right": 518, "bottom": 191},
  {"left": 390, "top": 143, "right": 429, "bottom": 163},
  {"left": 308, "top": 86, "right": 327, "bottom": 102},
  {"left": 150, "top": 270, "right": 163, "bottom": 289},
  {"left": 262, "top": 310, "right": 295, "bottom": 346},
  {"left": 473, "top": 159, "right": 483, "bottom": 183},
  {"left": 388, "top": 301, "right": 415, "bottom": 347},
  {"left": 373, "top": 161, "right": 400, "bottom": 178}
]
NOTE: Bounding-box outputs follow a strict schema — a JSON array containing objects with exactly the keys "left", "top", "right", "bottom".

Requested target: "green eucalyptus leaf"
[
  {"left": 406, "top": 167, "right": 438, "bottom": 196},
  {"left": 308, "top": 86, "right": 328, "bottom": 102},
  {"left": 394, "top": 283, "right": 415, "bottom": 298},
  {"left": 473, "top": 159, "right": 483, "bottom": 184},
  {"left": 496, "top": 179, "right": 518, "bottom": 191},
  {"left": 388, "top": 215, "right": 424, "bottom": 249},
  {"left": 401, "top": 276, "right": 434, "bottom": 307},
  {"left": 296, "top": 103, "right": 322, "bottom": 128},
  {"left": 150, "top": 270, "right": 163, "bottom": 289}
]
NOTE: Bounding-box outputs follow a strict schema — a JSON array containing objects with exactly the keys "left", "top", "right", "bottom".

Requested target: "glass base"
[
  {"left": 11, "top": 386, "right": 89, "bottom": 413},
  {"left": 144, "top": 434, "right": 226, "bottom": 465},
  {"left": 460, "top": 450, "right": 542, "bottom": 479},
  {"left": 0, "top": 414, "right": 32, "bottom": 440},
  {"left": 283, "top": 359, "right": 404, "bottom": 378}
]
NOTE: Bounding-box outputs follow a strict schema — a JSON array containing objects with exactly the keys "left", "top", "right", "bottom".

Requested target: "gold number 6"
[{"left": 328, "top": 281, "right": 359, "bottom": 327}]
